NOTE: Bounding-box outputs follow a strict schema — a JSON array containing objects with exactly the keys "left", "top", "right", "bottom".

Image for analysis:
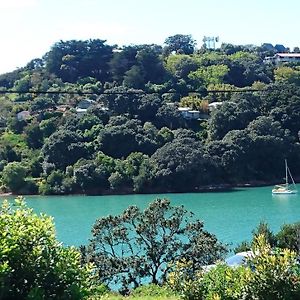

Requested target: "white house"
[
  {"left": 264, "top": 53, "right": 300, "bottom": 64},
  {"left": 75, "top": 99, "right": 96, "bottom": 115},
  {"left": 178, "top": 107, "right": 202, "bottom": 120}
]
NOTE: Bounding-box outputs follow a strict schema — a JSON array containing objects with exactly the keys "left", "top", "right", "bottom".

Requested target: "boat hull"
[{"left": 272, "top": 190, "right": 297, "bottom": 194}]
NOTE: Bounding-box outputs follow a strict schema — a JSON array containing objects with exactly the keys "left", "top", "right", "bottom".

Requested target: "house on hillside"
[
  {"left": 16, "top": 110, "right": 30, "bottom": 121},
  {"left": 264, "top": 53, "right": 300, "bottom": 64},
  {"left": 75, "top": 99, "right": 96, "bottom": 115},
  {"left": 178, "top": 107, "right": 208, "bottom": 120},
  {"left": 178, "top": 107, "right": 192, "bottom": 118}
]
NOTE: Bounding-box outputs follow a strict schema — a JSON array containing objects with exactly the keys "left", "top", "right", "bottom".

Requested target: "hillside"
[{"left": 1, "top": 35, "right": 300, "bottom": 195}]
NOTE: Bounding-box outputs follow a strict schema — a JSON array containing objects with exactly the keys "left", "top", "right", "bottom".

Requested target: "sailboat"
[{"left": 272, "top": 159, "right": 297, "bottom": 194}]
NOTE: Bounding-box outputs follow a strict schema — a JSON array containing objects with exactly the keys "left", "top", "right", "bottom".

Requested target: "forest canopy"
[{"left": 0, "top": 35, "right": 300, "bottom": 195}]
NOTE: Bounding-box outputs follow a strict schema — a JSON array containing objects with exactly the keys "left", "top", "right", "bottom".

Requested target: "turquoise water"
[{"left": 1, "top": 185, "right": 300, "bottom": 249}]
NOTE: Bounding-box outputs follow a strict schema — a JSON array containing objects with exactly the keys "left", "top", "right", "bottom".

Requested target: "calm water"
[{"left": 1, "top": 185, "right": 300, "bottom": 249}]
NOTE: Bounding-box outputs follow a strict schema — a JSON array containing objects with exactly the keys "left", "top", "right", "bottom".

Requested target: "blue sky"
[{"left": 0, "top": 0, "right": 300, "bottom": 74}]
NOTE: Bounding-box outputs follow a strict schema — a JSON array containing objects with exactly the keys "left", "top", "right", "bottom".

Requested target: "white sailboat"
[{"left": 272, "top": 159, "right": 297, "bottom": 194}]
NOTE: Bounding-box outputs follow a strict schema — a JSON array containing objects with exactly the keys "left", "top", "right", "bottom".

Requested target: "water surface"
[{"left": 2, "top": 185, "right": 300, "bottom": 248}]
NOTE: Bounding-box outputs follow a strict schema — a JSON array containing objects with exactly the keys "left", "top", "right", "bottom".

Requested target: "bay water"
[{"left": 2, "top": 185, "right": 300, "bottom": 250}]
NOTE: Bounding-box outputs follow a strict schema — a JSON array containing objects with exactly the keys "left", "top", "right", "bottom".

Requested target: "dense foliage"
[
  {"left": 0, "top": 35, "right": 300, "bottom": 194},
  {"left": 169, "top": 234, "right": 300, "bottom": 300},
  {"left": 2, "top": 197, "right": 300, "bottom": 299},
  {"left": 0, "top": 198, "right": 95, "bottom": 300},
  {"left": 234, "top": 220, "right": 300, "bottom": 254},
  {"left": 82, "top": 198, "right": 226, "bottom": 292}
]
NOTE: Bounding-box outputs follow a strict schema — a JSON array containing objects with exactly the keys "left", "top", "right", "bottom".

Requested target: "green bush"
[
  {"left": 169, "top": 260, "right": 248, "bottom": 300},
  {"left": 0, "top": 198, "right": 95, "bottom": 300},
  {"left": 276, "top": 222, "right": 300, "bottom": 252},
  {"left": 200, "top": 264, "right": 248, "bottom": 300},
  {"left": 87, "top": 284, "right": 178, "bottom": 300},
  {"left": 242, "top": 235, "right": 300, "bottom": 299},
  {"left": 169, "top": 235, "right": 300, "bottom": 300},
  {"left": 1, "top": 161, "right": 27, "bottom": 192},
  {"left": 131, "top": 284, "right": 176, "bottom": 298}
]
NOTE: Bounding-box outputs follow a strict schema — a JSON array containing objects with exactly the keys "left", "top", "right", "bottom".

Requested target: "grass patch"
[{"left": 88, "top": 284, "right": 180, "bottom": 300}]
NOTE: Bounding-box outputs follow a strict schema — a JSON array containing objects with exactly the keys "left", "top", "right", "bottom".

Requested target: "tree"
[
  {"left": 24, "top": 121, "right": 43, "bottom": 149},
  {"left": 135, "top": 94, "right": 162, "bottom": 122},
  {"left": 1, "top": 162, "right": 27, "bottom": 192},
  {"left": 274, "top": 66, "right": 300, "bottom": 85},
  {"left": 109, "top": 45, "right": 140, "bottom": 83},
  {"left": 7, "top": 116, "right": 27, "bottom": 134},
  {"left": 0, "top": 198, "right": 94, "bottom": 299},
  {"left": 293, "top": 47, "right": 300, "bottom": 53},
  {"left": 150, "top": 137, "right": 211, "bottom": 191},
  {"left": 210, "top": 115, "right": 296, "bottom": 182},
  {"left": 236, "top": 220, "right": 300, "bottom": 255},
  {"left": 123, "top": 65, "right": 145, "bottom": 88},
  {"left": 220, "top": 43, "right": 242, "bottom": 55},
  {"left": 97, "top": 121, "right": 139, "bottom": 158},
  {"left": 0, "top": 98, "right": 13, "bottom": 128},
  {"left": 261, "top": 82, "right": 300, "bottom": 139},
  {"left": 44, "top": 39, "right": 114, "bottom": 82},
  {"left": 42, "top": 130, "right": 88, "bottom": 169},
  {"left": 251, "top": 221, "right": 277, "bottom": 247},
  {"left": 83, "top": 198, "right": 226, "bottom": 291},
  {"left": 135, "top": 45, "right": 165, "bottom": 83},
  {"left": 189, "top": 64, "right": 229, "bottom": 87},
  {"left": 164, "top": 54, "right": 199, "bottom": 79},
  {"left": 155, "top": 104, "right": 183, "bottom": 129},
  {"left": 164, "top": 34, "right": 196, "bottom": 55},
  {"left": 73, "top": 159, "right": 110, "bottom": 193},
  {"left": 100, "top": 86, "right": 141, "bottom": 115},
  {"left": 209, "top": 94, "right": 261, "bottom": 140},
  {"left": 30, "top": 96, "right": 56, "bottom": 113},
  {"left": 39, "top": 117, "right": 59, "bottom": 138},
  {"left": 225, "top": 51, "right": 269, "bottom": 87},
  {"left": 276, "top": 223, "right": 300, "bottom": 253},
  {"left": 112, "top": 44, "right": 165, "bottom": 86}
]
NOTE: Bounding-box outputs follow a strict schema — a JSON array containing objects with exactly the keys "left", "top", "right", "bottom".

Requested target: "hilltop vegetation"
[{"left": 0, "top": 35, "right": 300, "bottom": 195}]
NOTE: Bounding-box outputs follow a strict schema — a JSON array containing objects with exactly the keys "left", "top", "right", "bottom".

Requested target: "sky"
[{"left": 0, "top": 0, "right": 300, "bottom": 74}]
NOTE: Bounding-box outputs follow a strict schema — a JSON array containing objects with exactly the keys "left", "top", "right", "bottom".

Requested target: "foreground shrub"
[
  {"left": 0, "top": 198, "right": 95, "bottom": 300},
  {"left": 169, "top": 234, "right": 300, "bottom": 300},
  {"left": 169, "top": 260, "right": 248, "bottom": 300},
  {"left": 88, "top": 284, "right": 179, "bottom": 300},
  {"left": 242, "top": 234, "right": 300, "bottom": 299},
  {"left": 130, "top": 284, "right": 177, "bottom": 298}
]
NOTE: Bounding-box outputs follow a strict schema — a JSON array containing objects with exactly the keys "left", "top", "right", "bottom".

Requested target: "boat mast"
[
  {"left": 285, "top": 159, "right": 288, "bottom": 186},
  {"left": 287, "top": 163, "right": 297, "bottom": 188}
]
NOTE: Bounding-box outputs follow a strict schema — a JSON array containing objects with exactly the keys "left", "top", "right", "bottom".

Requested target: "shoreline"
[{"left": 0, "top": 180, "right": 288, "bottom": 197}]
